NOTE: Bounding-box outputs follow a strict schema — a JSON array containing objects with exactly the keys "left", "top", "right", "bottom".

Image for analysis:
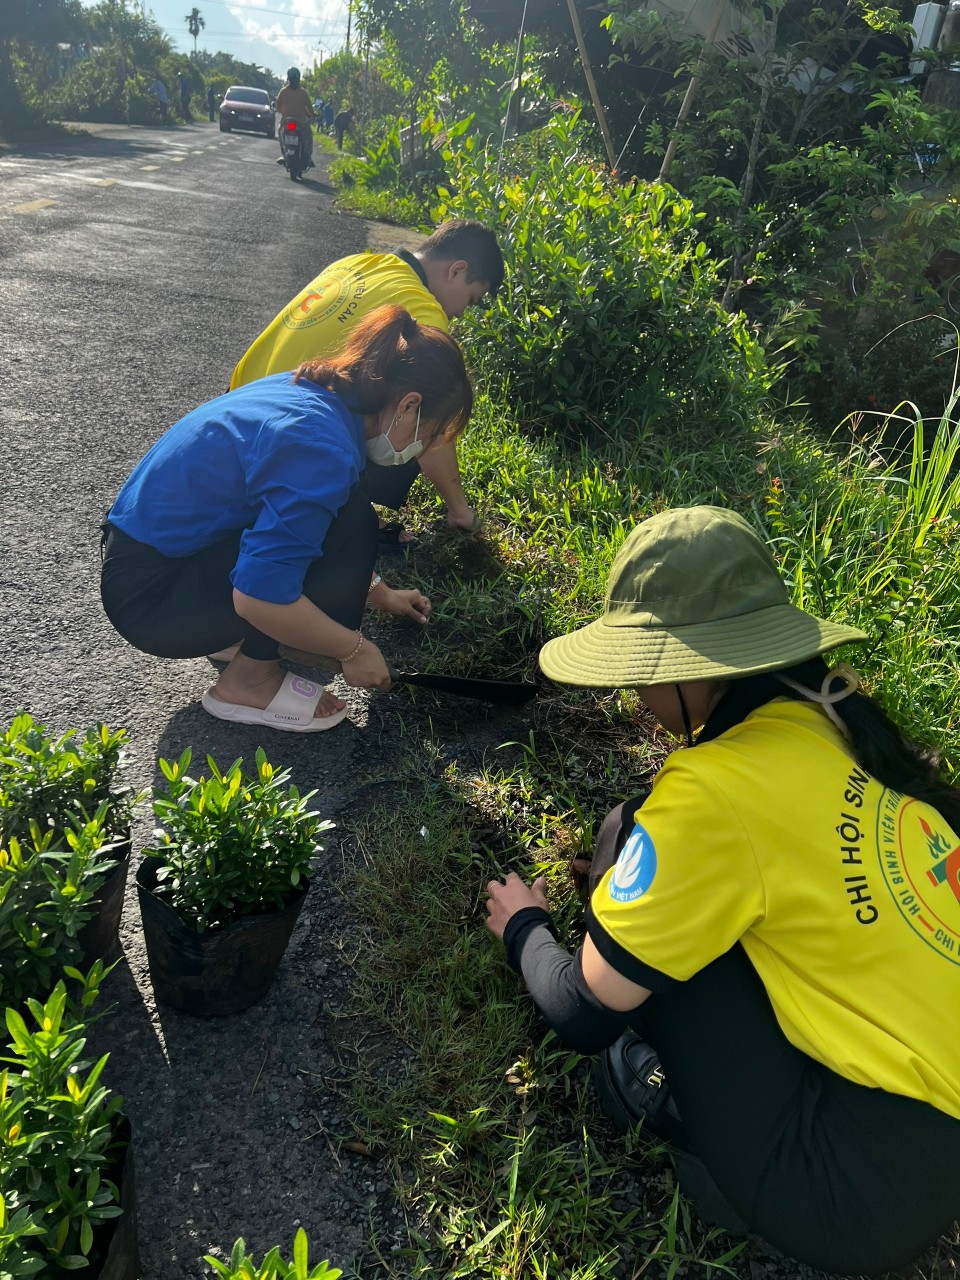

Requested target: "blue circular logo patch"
[{"left": 609, "top": 824, "right": 657, "bottom": 903}]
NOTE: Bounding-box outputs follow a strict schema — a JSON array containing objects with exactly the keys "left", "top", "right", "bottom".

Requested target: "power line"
[
  {"left": 198, "top": 28, "right": 347, "bottom": 37},
  {"left": 171, "top": 0, "right": 348, "bottom": 19}
]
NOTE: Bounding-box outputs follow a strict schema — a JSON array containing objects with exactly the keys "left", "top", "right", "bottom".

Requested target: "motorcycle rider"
[{"left": 275, "top": 66, "right": 315, "bottom": 169}]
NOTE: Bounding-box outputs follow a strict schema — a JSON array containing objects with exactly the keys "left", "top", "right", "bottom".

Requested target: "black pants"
[
  {"left": 591, "top": 799, "right": 960, "bottom": 1275},
  {"left": 363, "top": 457, "right": 421, "bottom": 512},
  {"left": 100, "top": 484, "right": 377, "bottom": 663}
]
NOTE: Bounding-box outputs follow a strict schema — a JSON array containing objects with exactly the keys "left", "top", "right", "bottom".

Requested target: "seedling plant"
[{"left": 146, "top": 748, "right": 334, "bottom": 932}]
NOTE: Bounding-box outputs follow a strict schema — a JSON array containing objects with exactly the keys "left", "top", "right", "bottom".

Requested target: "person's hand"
[
  {"left": 485, "top": 873, "right": 548, "bottom": 941},
  {"left": 446, "top": 506, "right": 480, "bottom": 534},
  {"left": 341, "top": 635, "right": 391, "bottom": 690},
  {"left": 377, "top": 587, "right": 431, "bottom": 625}
]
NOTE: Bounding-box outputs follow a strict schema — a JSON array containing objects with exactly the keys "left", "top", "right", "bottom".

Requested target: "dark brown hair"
[
  {"left": 294, "top": 303, "right": 473, "bottom": 441},
  {"left": 422, "top": 220, "right": 505, "bottom": 296}
]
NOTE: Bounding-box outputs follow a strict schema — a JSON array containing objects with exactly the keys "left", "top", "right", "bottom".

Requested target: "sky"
[{"left": 129, "top": 0, "right": 350, "bottom": 79}]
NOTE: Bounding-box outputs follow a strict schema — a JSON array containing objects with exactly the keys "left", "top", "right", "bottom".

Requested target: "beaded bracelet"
[{"left": 341, "top": 632, "right": 364, "bottom": 663}]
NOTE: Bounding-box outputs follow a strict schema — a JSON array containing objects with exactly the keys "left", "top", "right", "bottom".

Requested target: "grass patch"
[
  {"left": 337, "top": 766, "right": 749, "bottom": 1280},
  {"left": 326, "top": 150, "right": 432, "bottom": 229},
  {"left": 338, "top": 375, "right": 960, "bottom": 1277}
]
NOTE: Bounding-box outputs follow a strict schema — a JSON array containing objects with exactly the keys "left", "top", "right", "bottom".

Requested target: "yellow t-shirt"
[
  {"left": 588, "top": 699, "right": 960, "bottom": 1118},
  {"left": 274, "top": 85, "right": 314, "bottom": 124},
  {"left": 230, "top": 252, "right": 449, "bottom": 389}
]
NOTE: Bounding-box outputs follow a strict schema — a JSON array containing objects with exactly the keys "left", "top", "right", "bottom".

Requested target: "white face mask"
[{"left": 365, "top": 404, "right": 424, "bottom": 467}]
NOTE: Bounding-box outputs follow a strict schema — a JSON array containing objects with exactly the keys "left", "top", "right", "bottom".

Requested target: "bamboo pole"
[
  {"left": 659, "top": 0, "right": 728, "bottom": 183},
  {"left": 565, "top": 0, "right": 618, "bottom": 170}
]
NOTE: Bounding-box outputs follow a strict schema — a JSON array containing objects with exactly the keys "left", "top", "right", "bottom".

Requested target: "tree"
[
  {"left": 0, "top": 0, "right": 83, "bottom": 132},
  {"left": 55, "top": 0, "right": 173, "bottom": 124},
  {"left": 602, "top": 2, "right": 931, "bottom": 295},
  {"left": 185, "top": 6, "right": 205, "bottom": 58}
]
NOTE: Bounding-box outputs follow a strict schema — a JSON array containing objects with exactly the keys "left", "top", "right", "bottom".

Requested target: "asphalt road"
[{"left": 0, "top": 121, "right": 454, "bottom": 1277}]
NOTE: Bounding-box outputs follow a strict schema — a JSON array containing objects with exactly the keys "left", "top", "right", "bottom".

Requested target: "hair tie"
[{"left": 776, "top": 663, "right": 860, "bottom": 739}]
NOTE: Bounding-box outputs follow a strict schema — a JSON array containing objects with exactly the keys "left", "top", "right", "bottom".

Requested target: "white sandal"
[{"left": 201, "top": 671, "right": 348, "bottom": 732}]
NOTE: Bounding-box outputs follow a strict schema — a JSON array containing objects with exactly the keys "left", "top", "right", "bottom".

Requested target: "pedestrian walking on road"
[
  {"left": 322, "top": 101, "right": 334, "bottom": 134},
  {"left": 179, "top": 72, "right": 191, "bottom": 121},
  {"left": 151, "top": 77, "right": 169, "bottom": 124},
  {"left": 100, "top": 305, "right": 473, "bottom": 733},
  {"left": 206, "top": 85, "right": 217, "bottom": 122}
]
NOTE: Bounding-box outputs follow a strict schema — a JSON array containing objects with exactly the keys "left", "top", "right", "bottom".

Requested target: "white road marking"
[{"left": 24, "top": 170, "right": 218, "bottom": 199}]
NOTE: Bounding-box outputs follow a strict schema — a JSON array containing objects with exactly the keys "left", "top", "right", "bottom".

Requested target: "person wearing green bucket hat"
[{"left": 486, "top": 506, "right": 960, "bottom": 1273}]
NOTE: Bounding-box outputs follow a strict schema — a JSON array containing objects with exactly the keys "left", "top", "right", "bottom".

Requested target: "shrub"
[
  {"left": 0, "top": 811, "right": 120, "bottom": 1008},
  {"left": 145, "top": 748, "right": 333, "bottom": 932},
  {"left": 434, "top": 113, "right": 775, "bottom": 439},
  {"left": 0, "top": 714, "right": 135, "bottom": 851},
  {"left": 0, "top": 975, "right": 124, "bottom": 1277},
  {"left": 205, "top": 1229, "right": 341, "bottom": 1279}
]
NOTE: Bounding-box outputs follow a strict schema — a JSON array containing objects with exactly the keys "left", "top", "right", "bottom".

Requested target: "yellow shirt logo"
[
  {"left": 281, "top": 265, "right": 361, "bottom": 331},
  {"left": 878, "top": 791, "right": 960, "bottom": 965}
]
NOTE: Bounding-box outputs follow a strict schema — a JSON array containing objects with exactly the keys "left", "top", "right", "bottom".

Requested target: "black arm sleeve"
[{"left": 507, "top": 918, "right": 645, "bottom": 1055}]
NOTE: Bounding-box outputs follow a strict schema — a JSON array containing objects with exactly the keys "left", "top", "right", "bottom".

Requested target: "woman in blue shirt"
[{"left": 101, "top": 304, "right": 472, "bottom": 732}]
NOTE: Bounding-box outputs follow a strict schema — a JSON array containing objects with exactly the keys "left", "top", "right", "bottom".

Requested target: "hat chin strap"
[
  {"left": 674, "top": 684, "right": 694, "bottom": 748},
  {"left": 776, "top": 663, "right": 860, "bottom": 739}
]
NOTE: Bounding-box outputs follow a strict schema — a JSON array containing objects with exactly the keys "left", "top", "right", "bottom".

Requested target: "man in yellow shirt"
[
  {"left": 274, "top": 67, "right": 315, "bottom": 169},
  {"left": 231, "top": 220, "right": 504, "bottom": 548}
]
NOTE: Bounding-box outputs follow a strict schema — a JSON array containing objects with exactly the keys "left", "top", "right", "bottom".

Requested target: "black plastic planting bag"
[{"left": 136, "top": 856, "right": 309, "bottom": 1017}]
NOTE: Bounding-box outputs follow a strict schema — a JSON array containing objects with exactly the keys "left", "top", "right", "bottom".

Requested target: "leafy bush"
[
  {"left": 54, "top": 58, "right": 160, "bottom": 125},
  {"left": 0, "top": 811, "right": 120, "bottom": 1008},
  {"left": 804, "top": 312, "right": 959, "bottom": 427},
  {"left": 146, "top": 748, "right": 333, "bottom": 932},
  {"left": 205, "top": 1229, "right": 341, "bottom": 1279},
  {"left": 0, "top": 714, "right": 135, "bottom": 850},
  {"left": 434, "top": 113, "right": 774, "bottom": 439},
  {"left": 0, "top": 975, "right": 124, "bottom": 1277}
]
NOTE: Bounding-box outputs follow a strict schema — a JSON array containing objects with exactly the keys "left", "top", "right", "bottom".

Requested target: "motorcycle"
[{"left": 279, "top": 118, "right": 309, "bottom": 181}]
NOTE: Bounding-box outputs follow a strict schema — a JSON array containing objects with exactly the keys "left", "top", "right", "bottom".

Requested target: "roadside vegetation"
[
  {"left": 1, "top": 0, "right": 280, "bottom": 136},
  {"left": 317, "top": 5, "right": 960, "bottom": 1275},
  {"left": 6, "top": 0, "right": 960, "bottom": 1273}
]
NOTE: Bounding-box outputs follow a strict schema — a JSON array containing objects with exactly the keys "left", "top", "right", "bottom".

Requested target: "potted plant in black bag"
[
  {"left": 0, "top": 970, "right": 139, "bottom": 1279},
  {"left": 137, "top": 747, "right": 332, "bottom": 1017},
  {"left": 0, "top": 809, "right": 124, "bottom": 1009},
  {"left": 0, "top": 714, "right": 138, "bottom": 965}
]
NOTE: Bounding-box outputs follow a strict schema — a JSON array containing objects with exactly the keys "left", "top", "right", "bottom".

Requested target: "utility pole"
[
  {"left": 346, "top": 0, "right": 352, "bottom": 54},
  {"left": 658, "top": 0, "right": 727, "bottom": 182},
  {"left": 565, "top": 0, "right": 617, "bottom": 170}
]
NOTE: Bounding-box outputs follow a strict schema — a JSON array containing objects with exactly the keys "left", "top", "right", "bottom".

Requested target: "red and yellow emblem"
[
  {"left": 281, "top": 266, "right": 355, "bottom": 331},
  {"left": 877, "top": 791, "right": 960, "bottom": 964}
]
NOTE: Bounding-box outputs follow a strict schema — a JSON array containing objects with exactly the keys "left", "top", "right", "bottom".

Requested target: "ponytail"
[
  {"left": 295, "top": 303, "right": 473, "bottom": 441},
  {"left": 735, "top": 657, "right": 960, "bottom": 831}
]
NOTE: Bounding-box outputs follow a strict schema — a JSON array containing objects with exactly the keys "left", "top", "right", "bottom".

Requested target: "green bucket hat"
[{"left": 539, "top": 506, "right": 868, "bottom": 687}]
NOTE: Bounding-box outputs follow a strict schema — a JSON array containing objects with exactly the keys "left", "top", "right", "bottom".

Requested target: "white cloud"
[{"left": 228, "top": 0, "right": 346, "bottom": 71}]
